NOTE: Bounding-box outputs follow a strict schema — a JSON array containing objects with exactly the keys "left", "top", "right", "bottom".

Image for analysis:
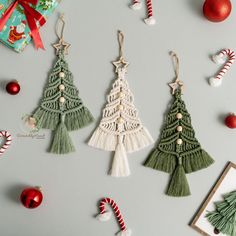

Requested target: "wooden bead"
[
  {"left": 118, "top": 92, "right": 124, "bottom": 98},
  {"left": 118, "top": 105, "right": 124, "bottom": 111},
  {"left": 59, "top": 84, "right": 65, "bottom": 91},
  {"left": 59, "top": 72, "right": 65, "bottom": 78},
  {"left": 59, "top": 97, "right": 65, "bottom": 103},
  {"left": 176, "top": 113, "right": 183, "bottom": 119},
  {"left": 117, "top": 117, "right": 124, "bottom": 123},
  {"left": 176, "top": 138, "right": 183, "bottom": 145},
  {"left": 177, "top": 126, "right": 183, "bottom": 132}
]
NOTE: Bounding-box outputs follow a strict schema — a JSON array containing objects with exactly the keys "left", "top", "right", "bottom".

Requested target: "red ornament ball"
[
  {"left": 203, "top": 0, "right": 232, "bottom": 22},
  {"left": 6, "top": 81, "right": 20, "bottom": 95},
  {"left": 20, "top": 187, "right": 43, "bottom": 209},
  {"left": 225, "top": 114, "right": 236, "bottom": 129}
]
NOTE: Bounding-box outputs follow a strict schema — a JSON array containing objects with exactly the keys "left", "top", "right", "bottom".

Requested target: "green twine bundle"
[
  {"left": 206, "top": 191, "right": 236, "bottom": 236},
  {"left": 32, "top": 49, "right": 94, "bottom": 154},
  {"left": 144, "top": 90, "right": 214, "bottom": 197}
]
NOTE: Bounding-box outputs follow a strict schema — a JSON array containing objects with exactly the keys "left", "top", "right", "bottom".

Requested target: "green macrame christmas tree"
[
  {"left": 30, "top": 15, "right": 94, "bottom": 154},
  {"left": 206, "top": 191, "right": 236, "bottom": 236},
  {"left": 144, "top": 52, "right": 214, "bottom": 197}
]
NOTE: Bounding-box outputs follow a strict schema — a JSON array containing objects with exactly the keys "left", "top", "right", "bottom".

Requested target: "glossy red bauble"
[
  {"left": 6, "top": 81, "right": 20, "bottom": 95},
  {"left": 203, "top": 0, "right": 232, "bottom": 22},
  {"left": 225, "top": 114, "right": 236, "bottom": 129},
  {"left": 20, "top": 187, "right": 43, "bottom": 209}
]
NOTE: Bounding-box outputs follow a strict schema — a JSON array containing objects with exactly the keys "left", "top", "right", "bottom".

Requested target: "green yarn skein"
[{"left": 32, "top": 49, "right": 94, "bottom": 154}]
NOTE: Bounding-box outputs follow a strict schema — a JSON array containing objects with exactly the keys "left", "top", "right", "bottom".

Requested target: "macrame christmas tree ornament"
[
  {"left": 30, "top": 15, "right": 94, "bottom": 154},
  {"left": 206, "top": 190, "right": 236, "bottom": 236},
  {"left": 96, "top": 197, "right": 132, "bottom": 236},
  {"left": 144, "top": 52, "right": 214, "bottom": 197},
  {"left": 88, "top": 31, "right": 153, "bottom": 177},
  {"left": 130, "top": 0, "right": 156, "bottom": 25}
]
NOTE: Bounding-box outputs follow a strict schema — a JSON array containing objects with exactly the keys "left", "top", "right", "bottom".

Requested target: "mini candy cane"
[
  {"left": 96, "top": 198, "right": 131, "bottom": 236},
  {"left": 130, "top": 0, "right": 156, "bottom": 25},
  {"left": 209, "top": 49, "right": 235, "bottom": 87},
  {"left": 0, "top": 131, "right": 12, "bottom": 156}
]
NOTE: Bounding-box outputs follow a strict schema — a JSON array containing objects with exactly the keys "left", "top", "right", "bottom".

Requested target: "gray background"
[{"left": 0, "top": 0, "right": 236, "bottom": 235}]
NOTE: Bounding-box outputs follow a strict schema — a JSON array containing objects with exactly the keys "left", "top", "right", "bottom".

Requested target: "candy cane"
[
  {"left": 96, "top": 198, "right": 131, "bottom": 236},
  {"left": 0, "top": 131, "right": 12, "bottom": 156},
  {"left": 209, "top": 49, "right": 235, "bottom": 87},
  {"left": 130, "top": 0, "right": 156, "bottom": 25}
]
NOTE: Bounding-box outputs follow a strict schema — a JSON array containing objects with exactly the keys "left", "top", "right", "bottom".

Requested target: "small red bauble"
[
  {"left": 203, "top": 0, "right": 232, "bottom": 22},
  {"left": 20, "top": 187, "right": 43, "bottom": 209},
  {"left": 6, "top": 81, "right": 20, "bottom": 95},
  {"left": 225, "top": 114, "right": 236, "bottom": 129}
]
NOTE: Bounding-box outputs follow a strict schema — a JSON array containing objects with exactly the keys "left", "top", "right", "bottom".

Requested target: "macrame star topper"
[
  {"left": 88, "top": 31, "right": 153, "bottom": 177},
  {"left": 112, "top": 34, "right": 129, "bottom": 72}
]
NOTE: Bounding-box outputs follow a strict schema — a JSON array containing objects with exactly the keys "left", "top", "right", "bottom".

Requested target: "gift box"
[{"left": 0, "top": 0, "right": 61, "bottom": 52}]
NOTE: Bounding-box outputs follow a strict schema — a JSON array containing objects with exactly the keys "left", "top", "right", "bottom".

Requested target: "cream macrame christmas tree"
[{"left": 88, "top": 31, "right": 153, "bottom": 177}]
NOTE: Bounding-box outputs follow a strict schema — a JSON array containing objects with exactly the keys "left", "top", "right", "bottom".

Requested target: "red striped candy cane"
[
  {"left": 130, "top": 0, "right": 156, "bottom": 25},
  {"left": 209, "top": 49, "right": 235, "bottom": 87},
  {"left": 0, "top": 131, "right": 12, "bottom": 156},
  {"left": 96, "top": 198, "right": 131, "bottom": 236},
  {"left": 144, "top": 0, "right": 156, "bottom": 25}
]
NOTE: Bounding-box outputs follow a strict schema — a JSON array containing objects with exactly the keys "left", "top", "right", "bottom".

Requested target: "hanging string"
[
  {"left": 118, "top": 30, "right": 124, "bottom": 60},
  {"left": 56, "top": 13, "right": 65, "bottom": 41},
  {"left": 169, "top": 51, "right": 184, "bottom": 94},
  {"left": 53, "top": 13, "right": 71, "bottom": 55},
  {"left": 170, "top": 51, "right": 180, "bottom": 82}
]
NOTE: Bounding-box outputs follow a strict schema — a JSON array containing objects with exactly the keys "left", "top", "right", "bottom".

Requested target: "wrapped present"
[{"left": 0, "top": 0, "right": 61, "bottom": 52}]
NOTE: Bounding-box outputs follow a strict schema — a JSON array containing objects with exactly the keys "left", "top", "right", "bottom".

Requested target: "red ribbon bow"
[{"left": 0, "top": 0, "right": 46, "bottom": 49}]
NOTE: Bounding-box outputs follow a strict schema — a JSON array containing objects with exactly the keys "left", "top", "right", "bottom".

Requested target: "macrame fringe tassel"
[
  {"left": 182, "top": 150, "right": 214, "bottom": 174},
  {"left": 144, "top": 148, "right": 177, "bottom": 174},
  {"left": 64, "top": 106, "right": 94, "bottom": 131},
  {"left": 117, "top": 229, "right": 132, "bottom": 236},
  {"left": 88, "top": 127, "right": 153, "bottom": 152},
  {"left": 50, "top": 120, "right": 75, "bottom": 154},
  {"left": 125, "top": 127, "right": 154, "bottom": 153},
  {"left": 88, "top": 127, "right": 117, "bottom": 151},
  {"left": 33, "top": 106, "right": 94, "bottom": 132},
  {"left": 166, "top": 163, "right": 190, "bottom": 197},
  {"left": 110, "top": 136, "right": 131, "bottom": 177},
  {"left": 33, "top": 108, "right": 60, "bottom": 130}
]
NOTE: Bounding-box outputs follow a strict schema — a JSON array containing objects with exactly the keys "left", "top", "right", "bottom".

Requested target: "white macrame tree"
[{"left": 88, "top": 31, "right": 153, "bottom": 177}]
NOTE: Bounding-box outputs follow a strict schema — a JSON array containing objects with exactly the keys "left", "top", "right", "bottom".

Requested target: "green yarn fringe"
[
  {"left": 144, "top": 148, "right": 177, "bottom": 174},
  {"left": 182, "top": 149, "right": 214, "bottom": 174},
  {"left": 33, "top": 106, "right": 94, "bottom": 132},
  {"left": 166, "top": 164, "right": 190, "bottom": 197},
  {"left": 50, "top": 121, "right": 75, "bottom": 154},
  {"left": 33, "top": 108, "right": 60, "bottom": 130},
  {"left": 144, "top": 148, "right": 214, "bottom": 175},
  {"left": 64, "top": 107, "right": 94, "bottom": 131},
  {"left": 206, "top": 191, "right": 236, "bottom": 236}
]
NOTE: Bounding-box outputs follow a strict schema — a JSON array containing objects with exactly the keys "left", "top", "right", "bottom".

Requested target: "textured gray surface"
[{"left": 0, "top": 0, "right": 236, "bottom": 235}]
